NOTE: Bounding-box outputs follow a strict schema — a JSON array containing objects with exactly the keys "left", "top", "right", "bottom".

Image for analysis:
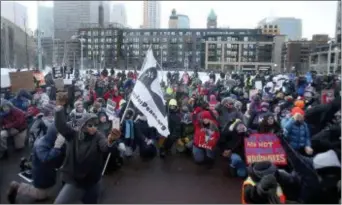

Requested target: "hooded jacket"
[
  {"left": 0, "top": 99, "right": 27, "bottom": 131},
  {"left": 193, "top": 111, "right": 220, "bottom": 150},
  {"left": 305, "top": 97, "right": 341, "bottom": 135},
  {"left": 10, "top": 89, "right": 31, "bottom": 112},
  {"left": 54, "top": 106, "right": 116, "bottom": 187},
  {"left": 283, "top": 117, "right": 311, "bottom": 150},
  {"left": 277, "top": 133, "right": 341, "bottom": 204},
  {"left": 32, "top": 123, "right": 65, "bottom": 189}
]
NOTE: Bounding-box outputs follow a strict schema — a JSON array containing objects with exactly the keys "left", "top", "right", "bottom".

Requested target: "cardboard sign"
[
  {"left": 106, "top": 99, "right": 116, "bottom": 120},
  {"left": 255, "top": 81, "right": 263, "bottom": 90},
  {"left": 9, "top": 71, "right": 35, "bottom": 93},
  {"left": 54, "top": 78, "right": 64, "bottom": 91},
  {"left": 33, "top": 72, "right": 46, "bottom": 86},
  {"left": 112, "top": 116, "right": 120, "bottom": 129},
  {"left": 52, "top": 67, "right": 64, "bottom": 79},
  {"left": 321, "top": 89, "right": 335, "bottom": 104},
  {"left": 244, "top": 133, "right": 287, "bottom": 166},
  {"left": 249, "top": 89, "right": 258, "bottom": 101}
]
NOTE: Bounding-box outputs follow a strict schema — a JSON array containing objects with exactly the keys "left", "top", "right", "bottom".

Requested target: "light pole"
[
  {"left": 71, "top": 35, "right": 85, "bottom": 70},
  {"left": 327, "top": 40, "right": 333, "bottom": 74}
]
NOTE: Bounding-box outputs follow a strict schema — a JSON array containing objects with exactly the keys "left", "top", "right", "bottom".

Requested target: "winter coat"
[
  {"left": 215, "top": 104, "right": 244, "bottom": 130},
  {"left": 193, "top": 111, "right": 220, "bottom": 150},
  {"left": 277, "top": 133, "right": 341, "bottom": 204},
  {"left": 10, "top": 97, "right": 30, "bottom": 112},
  {"left": 311, "top": 123, "right": 341, "bottom": 158},
  {"left": 32, "top": 123, "right": 65, "bottom": 189},
  {"left": 167, "top": 109, "right": 182, "bottom": 139},
  {"left": 305, "top": 97, "right": 341, "bottom": 135},
  {"left": 55, "top": 107, "right": 117, "bottom": 188},
  {"left": 219, "top": 122, "right": 245, "bottom": 157},
  {"left": 0, "top": 99, "right": 27, "bottom": 131},
  {"left": 283, "top": 118, "right": 311, "bottom": 150},
  {"left": 103, "top": 91, "right": 123, "bottom": 110}
]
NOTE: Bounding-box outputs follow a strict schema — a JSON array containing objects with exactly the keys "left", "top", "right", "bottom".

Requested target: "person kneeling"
[
  {"left": 192, "top": 111, "right": 220, "bottom": 168},
  {"left": 7, "top": 123, "right": 66, "bottom": 203},
  {"left": 219, "top": 118, "right": 248, "bottom": 178},
  {"left": 53, "top": 92, "right": 121, "bottom": 204}
]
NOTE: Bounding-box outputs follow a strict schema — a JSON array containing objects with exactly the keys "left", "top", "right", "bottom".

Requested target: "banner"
[
  {"left": 64, "top": 66, "right": 74, "bottom": 75},
  {"left": 130, "top": 48, "right": 170, "bottom": 136},
  {"left": 9, "top": 71, "right": 36, "bottom": 93},
  {"left": 244, "top": 133, "right": 287, "bottom": 165},
  {"left": 321, "top": 89, "right": 335, "bottom": 104}
]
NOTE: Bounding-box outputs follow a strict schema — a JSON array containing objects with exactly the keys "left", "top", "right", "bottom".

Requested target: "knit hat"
[
  {"left": 201, "top": 111, "right": 212, "bottom": 120},
  {"left": 294, "top": 100, "right": 305, "bottom": 109},
  {"left": 291, "top": 107, "right": 304, "bottom": 116}
]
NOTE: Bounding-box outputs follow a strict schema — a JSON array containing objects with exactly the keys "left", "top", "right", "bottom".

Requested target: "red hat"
[
  {"left": 291, "top": 107, "right": 304, "bottom": 116},
  {"left": 201, "top": 111, "right": 212, "bottom": 120}
]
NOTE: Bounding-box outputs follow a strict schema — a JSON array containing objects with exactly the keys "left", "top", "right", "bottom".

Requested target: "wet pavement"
[{"left": 1, "top": 149, "right": 241, "bottom": 204}]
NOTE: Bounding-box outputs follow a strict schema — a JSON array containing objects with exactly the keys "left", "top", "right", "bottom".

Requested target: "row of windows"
[
  {"left": 208, "top": 44, "right": 256, "bottom": 49},
  {"left": 79, "top": 29, "right": 258, "bottom": 38},
  {"left": 122, "top": 30, "right": 255, "bottom": 36}
]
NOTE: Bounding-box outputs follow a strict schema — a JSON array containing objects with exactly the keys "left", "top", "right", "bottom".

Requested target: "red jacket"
[
  {"left": 193, "top": 111, "right": 220, "bottom": 150},
  {"left": 103, "top": 91, "right": 122, "bottom": 110},
  {"left": 2, "top": 107, "right": 27, "bottom": 131}
]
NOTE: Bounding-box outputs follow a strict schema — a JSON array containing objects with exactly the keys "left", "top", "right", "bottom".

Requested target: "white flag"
[{"left": 130, "top": 48, "right": 170, "bottom": 136}]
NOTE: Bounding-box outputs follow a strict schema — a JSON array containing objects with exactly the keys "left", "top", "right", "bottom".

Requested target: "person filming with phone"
[{"left": 53, "top": 92, "right": 121, "bottom": 204}]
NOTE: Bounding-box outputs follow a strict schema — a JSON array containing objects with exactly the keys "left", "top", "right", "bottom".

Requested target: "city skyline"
[{"left": 13, "top": 1, "right": 339, "bottom": 39}]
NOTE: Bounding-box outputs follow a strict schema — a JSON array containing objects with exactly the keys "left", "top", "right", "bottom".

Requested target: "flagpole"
[{"left": 102, "top": 47, "right": 152, "bottom": 176}]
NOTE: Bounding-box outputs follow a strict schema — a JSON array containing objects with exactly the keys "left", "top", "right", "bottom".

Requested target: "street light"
[{"left": 71, "top": 35, "right": 85, "bottom": 70}]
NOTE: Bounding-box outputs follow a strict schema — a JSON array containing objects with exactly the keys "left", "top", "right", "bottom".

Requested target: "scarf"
[{"left": 125, "top": 119, "right": 134, "bottom": 139}]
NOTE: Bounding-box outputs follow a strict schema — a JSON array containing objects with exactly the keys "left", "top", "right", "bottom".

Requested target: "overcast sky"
[{"left": 18, "top": 1, "right": 339, "bottom": 39}]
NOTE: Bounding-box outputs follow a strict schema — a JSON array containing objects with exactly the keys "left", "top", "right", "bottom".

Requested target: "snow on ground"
[{"left": 1, "top": 68, "right": 220, "bottom": 88}]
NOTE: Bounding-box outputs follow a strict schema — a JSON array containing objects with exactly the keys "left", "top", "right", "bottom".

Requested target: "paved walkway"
[{"left": 0, "top": 149, "right": 241, "bottom": 204}]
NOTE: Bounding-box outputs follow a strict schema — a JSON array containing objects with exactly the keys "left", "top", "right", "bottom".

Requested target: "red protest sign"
[{"left": 244, "top": 133, "right": 287, "bottom": 166}]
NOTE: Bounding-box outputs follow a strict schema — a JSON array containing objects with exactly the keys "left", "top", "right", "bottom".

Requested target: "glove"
[
  {"left": 256, "top": 174, "right": 278, "bottom": 196},
  {"left": 54, "top": 133, "right": 65, "bottom": 149}
]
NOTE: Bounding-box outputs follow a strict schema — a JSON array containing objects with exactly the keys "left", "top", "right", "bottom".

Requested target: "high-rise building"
[
  {"left": 0, "top": 1, "right": 28, "bottom": 32},
  {"left": 168, "top": 9, "right": 178, "bottom": 29},
  {"left": 258, "top": 17, "right": 302, "bottom": 41},
  {"left": 177, "top": 15, "right": 190, "bottom": 29},
  {"left": 110, "top": 3, "right": 127, "bottom": 26},
  {"left": 143, "top": 1, "right": 161, "bottom": 29},
  {"left": 168, "top": 9, "right": 190, "bottom": 29},
  {"left": 37, "top": 5, "right": 54, "bottom": 38},
  {"left": 336, "top": 1, "right": 341, "bottom": 44},
  {"left": 54, "top": 1, "right": 110, "bottom": 40},
  {"left": 207, "top": 9, "right": 217, "bottom": 29}
]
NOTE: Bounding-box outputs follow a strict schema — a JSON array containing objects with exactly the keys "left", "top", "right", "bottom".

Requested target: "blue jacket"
[
  {"left": 283, "top": 118, "right": 311, "bottom": 150},
  {"left": 32, "top": 123, "right": 65, "bottom": 189}
]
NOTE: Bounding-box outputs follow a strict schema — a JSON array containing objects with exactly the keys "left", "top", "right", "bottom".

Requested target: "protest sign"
[
  {"left": 64, "top": 66, "right": 74, "bottom": 75},
  {"left": 52, "top": 67, "right": 64, "bottom": 79},
  {"left": 249, "top": 89, "right": 258, "bottom": 101},
  {"left": 106, "top": 99, "right": 116, "bottom": 120},
  {"left": 255, "top": 81, "right": 263, "bottom": 90},
  {"left": 321, "top": 89, "right": 335, "bottom": 104},
  {"left": 9, "top": 71, "right": 35, "bottom": 93},
  {"left": 244, "top": 133, "right": 287, "bottom": 166}
]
